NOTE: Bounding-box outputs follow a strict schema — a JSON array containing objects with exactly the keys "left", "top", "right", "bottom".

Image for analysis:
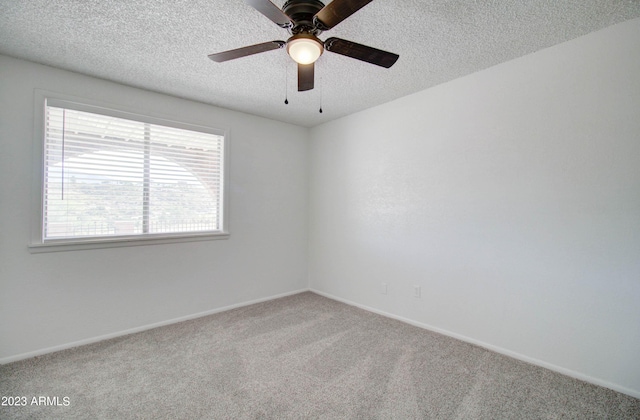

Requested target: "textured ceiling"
[{"left": 2, "top": 0, "right": 640, "bottom": 127}]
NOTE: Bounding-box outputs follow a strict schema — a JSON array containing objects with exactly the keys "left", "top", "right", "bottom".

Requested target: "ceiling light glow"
[{"left": 287, "top": 35, "right": 323, "bottom": 65}]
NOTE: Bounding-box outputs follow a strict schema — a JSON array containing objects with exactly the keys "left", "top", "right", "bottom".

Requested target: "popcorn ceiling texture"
[{"left": 1, "top": 0, "right": 639, "bottom": 127}]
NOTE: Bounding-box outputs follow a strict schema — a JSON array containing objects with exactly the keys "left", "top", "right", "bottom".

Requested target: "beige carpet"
[{"left": 1, "top": 292, "right": 638, "bottom": 419}]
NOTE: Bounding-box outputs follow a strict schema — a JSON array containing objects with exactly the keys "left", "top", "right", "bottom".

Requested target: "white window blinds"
[{"left": 43, "top": 101, "right": 225, "bottom": 241}]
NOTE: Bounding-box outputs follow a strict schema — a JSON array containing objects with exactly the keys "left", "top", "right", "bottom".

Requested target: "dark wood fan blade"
[
  {"left": 314, "top": 0, "right": 373, "bottom": 30},
  {"left": 324, "top": 37, "right": 399, "bottom": 68},
  {"left": 245, "top": 0, "right": 292, "bottom": 27},
  {"left": 298, "top": 63, "right": 314, "bottom": 91},
  {"left": 208, "top": 41, "right": 285, "bottom": 62}
]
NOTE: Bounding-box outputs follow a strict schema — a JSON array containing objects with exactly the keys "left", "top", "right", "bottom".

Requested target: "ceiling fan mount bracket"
[{"left": 283, "top": 0, "right": 325, "bottom": 34}]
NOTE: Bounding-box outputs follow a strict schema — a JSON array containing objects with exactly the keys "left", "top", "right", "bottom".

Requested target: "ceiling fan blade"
[
  {"left": 298, "top": 63, "right": 314, "bottom": 91},
  {"left": 208, "top": 41, "right": 285, "bottom": 63},
  {"left": 245, "top": 0, "right": 292, "bottom": 28},
  {"left": 324, "top": 37, "right": 399, "bottom": 68},
  {"left": 314, "top": 0, "right": 374, "bottom": 30}
]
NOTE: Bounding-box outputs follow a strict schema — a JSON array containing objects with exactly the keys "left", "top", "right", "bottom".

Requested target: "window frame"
[{"left": 30, "top": 90, "right": 230, "bottom": 253}]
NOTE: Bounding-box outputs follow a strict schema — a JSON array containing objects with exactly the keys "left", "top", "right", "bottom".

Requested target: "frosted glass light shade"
[{"left": 287, "top": 36, "right": 323, "bottom": 65}]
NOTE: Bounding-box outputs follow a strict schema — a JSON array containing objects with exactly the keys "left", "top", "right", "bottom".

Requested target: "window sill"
[{"left": 29, "top": 232, "right": 230, "bottom": 253}]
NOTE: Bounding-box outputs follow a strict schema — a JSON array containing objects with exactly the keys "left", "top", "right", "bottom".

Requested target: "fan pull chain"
[
  {"left": 284, "top": 61, "right": 289, "bottom": 105},
  {"left": 319, "top": 73, "right": 323, "bottom": 114}
]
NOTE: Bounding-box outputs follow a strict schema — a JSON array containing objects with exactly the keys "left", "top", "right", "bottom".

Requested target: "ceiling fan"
[{"left": 208, "top": 0, "right": 399, "bottom": 91}]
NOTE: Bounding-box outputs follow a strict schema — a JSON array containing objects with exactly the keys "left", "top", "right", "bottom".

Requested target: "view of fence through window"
[{"left": 43, "top": 103, "right": 225, "bottom": 240}]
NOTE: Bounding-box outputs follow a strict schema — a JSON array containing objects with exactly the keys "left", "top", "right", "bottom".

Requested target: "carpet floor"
[{"left": 1, "top": 292, "right": 638, "bottom": 419}]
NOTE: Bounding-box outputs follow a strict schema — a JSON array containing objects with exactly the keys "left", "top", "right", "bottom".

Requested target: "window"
[{"left": 31, "top": 94, "right": 228, "bottom": 251}]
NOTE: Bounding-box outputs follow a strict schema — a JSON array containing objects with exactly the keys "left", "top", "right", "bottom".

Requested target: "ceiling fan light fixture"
[
  {"left": 208, "top": 0, "right": 400, "bottom": 93},
  {"left": 287, "top": 34, "right": 323, "bottom": 64}
]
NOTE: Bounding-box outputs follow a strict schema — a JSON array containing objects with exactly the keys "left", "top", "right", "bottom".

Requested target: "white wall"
[
  {"left": 2, "top": 18, "right": 639, "bottom": 399},
  {"left": 309, "top": 18, "right": 640, "bottom": 397},
  {"left": 0, "top": 56, "right": 309, "bottom": 361}
]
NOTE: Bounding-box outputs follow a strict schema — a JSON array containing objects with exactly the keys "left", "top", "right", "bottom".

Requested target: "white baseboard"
[
  {"left": 0, "top": 288, "right": 310, "bottom": 365},
  {"left": 4, "top": 287, "right": 638, "bottom": 399},
  {"left": 309, "top": 288, "right": 640, "bottom": 400}
]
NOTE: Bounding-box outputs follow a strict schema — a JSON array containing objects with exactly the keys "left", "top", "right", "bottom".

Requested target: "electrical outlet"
[
  {"left": 414, "top": 285, "right": 421, "bottom": 298},
  {"left": 380, "top": 283, "right": 388, "bottom": 295}
]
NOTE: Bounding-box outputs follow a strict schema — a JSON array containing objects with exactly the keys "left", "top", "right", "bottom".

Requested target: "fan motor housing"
[{"left": 283, "top": 0, "right": 325, "bottom": 33}]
